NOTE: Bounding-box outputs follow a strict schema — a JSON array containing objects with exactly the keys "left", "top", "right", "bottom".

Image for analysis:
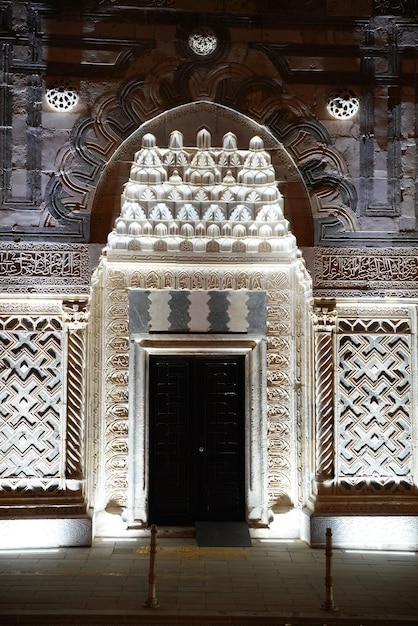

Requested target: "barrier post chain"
[{"left": 144, "top": 524, "right": 160, "bottom": 608}]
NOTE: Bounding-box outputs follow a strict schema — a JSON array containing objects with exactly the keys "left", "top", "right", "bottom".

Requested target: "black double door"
[{"left": 149, "top": 355, "right": 246, "bottom": 525}]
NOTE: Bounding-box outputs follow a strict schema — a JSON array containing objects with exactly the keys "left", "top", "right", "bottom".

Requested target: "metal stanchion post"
[
  {"left": 144, "top": 524, "right": 160, "bottom": 608},
  {"left": 321, "top": 527, "right": 338, "bottom": 611}
]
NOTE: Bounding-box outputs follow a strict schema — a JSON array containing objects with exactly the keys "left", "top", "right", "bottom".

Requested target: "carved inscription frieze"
[
  {"left": 314, "top": 248, "right": 418, "bottom": 296},
  {"left": 0, "top": 244, "right": 90, "bottom": 293}
]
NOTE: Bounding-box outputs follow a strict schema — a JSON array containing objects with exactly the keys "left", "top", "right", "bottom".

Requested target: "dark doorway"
[{"left": 149, "top": 355, "right": 246, "bottom": 525}]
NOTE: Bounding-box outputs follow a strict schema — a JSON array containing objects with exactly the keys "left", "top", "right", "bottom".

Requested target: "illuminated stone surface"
[{"left": 0, "top": 4, "right": 418, "bottom": 550}]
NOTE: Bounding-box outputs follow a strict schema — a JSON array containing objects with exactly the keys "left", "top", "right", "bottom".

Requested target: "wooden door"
[{"left": 149, "top": 355, "right": 245, "bottom": 525}]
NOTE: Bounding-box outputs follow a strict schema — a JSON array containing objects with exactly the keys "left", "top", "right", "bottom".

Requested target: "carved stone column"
[
  {"left": 313, "top": 303, "right": 337, "bottom": 488},
  {"left": 63, "top": 301, "right": 89, "bottom": 484}
]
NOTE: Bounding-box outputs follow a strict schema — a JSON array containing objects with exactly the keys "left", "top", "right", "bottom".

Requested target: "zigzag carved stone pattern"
[
  {"left": 314, "top": 309, "right": 337, "bottom": 485},
  {"left": 64, "top": 304, "right": 88, "bottom": 480},
  {"left": 337, "top": 328, "right": 412, "bottom": 492},
  {"left": 0, "top": 316, "right": 63, "bottom": 490}
]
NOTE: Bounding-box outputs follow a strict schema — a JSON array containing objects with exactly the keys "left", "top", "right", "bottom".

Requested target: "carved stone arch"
[
  {"left": 45, "top": 35, "right": 357, "bottom": 247},
  {"left": 215, "top": 76, "right": 283, "bottom": 116},
  {"left": 266, "top": 109, "right": 359, "bottom": 244},
  {"left": 90, "top": 101, "right": 314, "bottom": 246}
]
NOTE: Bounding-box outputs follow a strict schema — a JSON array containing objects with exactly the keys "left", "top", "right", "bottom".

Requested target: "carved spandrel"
[{"left": 314, "top": 248, "right": 418, "bottom": 295}]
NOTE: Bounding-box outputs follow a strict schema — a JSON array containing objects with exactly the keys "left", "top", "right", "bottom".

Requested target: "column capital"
[
  {"left": 63, "top": 301, "right": 89, "bottom": 328},
  {"left": 313, "top": 305, "right": 337, "bottom": 333}
]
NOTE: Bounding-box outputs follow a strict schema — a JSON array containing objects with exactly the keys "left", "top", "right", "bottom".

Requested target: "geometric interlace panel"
[
  {"left": 0, "top": 318, "right": 62, "bottom": 487},
  {"left": 337, "top": 334, "right": 411, "bottom": 484}
]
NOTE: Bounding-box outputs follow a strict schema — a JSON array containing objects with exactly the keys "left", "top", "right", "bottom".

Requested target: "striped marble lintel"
[{"left": 129, "top": 289, "right": 266, "bottom": 334}]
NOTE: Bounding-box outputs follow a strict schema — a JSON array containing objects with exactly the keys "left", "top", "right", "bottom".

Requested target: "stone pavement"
[{"left": 0, "top": 536, "right": 417, "bottom": 625}]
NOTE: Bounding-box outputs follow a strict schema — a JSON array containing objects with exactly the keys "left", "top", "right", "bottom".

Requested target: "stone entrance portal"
[{"left": 89, "top": 102, "right": 312, "bottom": 537}]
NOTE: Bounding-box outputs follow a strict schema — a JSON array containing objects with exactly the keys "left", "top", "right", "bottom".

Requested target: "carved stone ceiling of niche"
[
  {"left": 89, "top": 102, "right": 314, "bottom": 247},
  {"left": 106, "top": 126, "right": 298, "bottom": 258}
]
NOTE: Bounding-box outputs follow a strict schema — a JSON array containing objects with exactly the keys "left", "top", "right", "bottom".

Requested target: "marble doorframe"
[{"left": 126, "top": 333, "right": 269, "bottom": 528}]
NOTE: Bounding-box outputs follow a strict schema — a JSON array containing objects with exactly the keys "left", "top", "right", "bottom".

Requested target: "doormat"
[{"left": 195, "top": 521, "right": 252, "bottom": 547}]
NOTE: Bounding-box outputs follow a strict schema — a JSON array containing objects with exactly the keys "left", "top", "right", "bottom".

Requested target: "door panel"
[
  {"left": 149, "top": 355, "right": 245, "bottom": 525},
  {"left": 149, "top": 360, "right": 191, "bottom": 522}
]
